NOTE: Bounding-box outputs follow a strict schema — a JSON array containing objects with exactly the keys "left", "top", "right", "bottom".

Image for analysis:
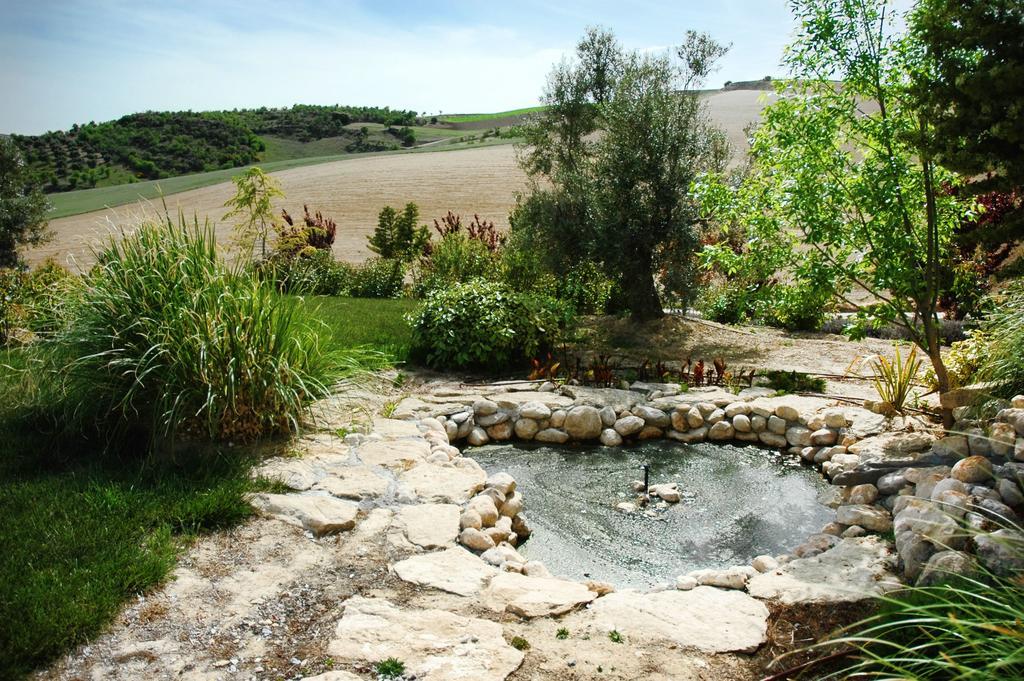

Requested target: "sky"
[{"left": 0, "top": 0, "right": 802, "bottom": 135}]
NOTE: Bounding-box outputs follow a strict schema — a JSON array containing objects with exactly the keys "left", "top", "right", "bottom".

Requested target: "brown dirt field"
[{"left": 28, "top": 145, "right": 529, "bottom": 268}]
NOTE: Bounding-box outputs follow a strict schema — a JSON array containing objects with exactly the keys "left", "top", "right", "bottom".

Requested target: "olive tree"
[
  {"left": 696, "top": 0, "right": 970, "bottom": 426},
  {"left": 0, "top": 138, "right": 50, "bottom": 268},
  {"left": 514, "top": 29, "right": 729, "bottom": 320}
]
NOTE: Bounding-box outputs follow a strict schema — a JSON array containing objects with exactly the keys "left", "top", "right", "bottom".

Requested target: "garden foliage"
[{"left": 409, "top": 279, "right": 572, "bottom": 369}]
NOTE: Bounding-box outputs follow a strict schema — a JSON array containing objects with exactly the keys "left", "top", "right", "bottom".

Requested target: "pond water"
[{"left": 469, "top": 440, "right": 834, "bottom": 588}]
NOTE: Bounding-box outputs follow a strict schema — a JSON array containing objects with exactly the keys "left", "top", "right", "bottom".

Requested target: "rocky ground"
[{"left": 37, "top": 374, "right": 1024, "bottom": 681}]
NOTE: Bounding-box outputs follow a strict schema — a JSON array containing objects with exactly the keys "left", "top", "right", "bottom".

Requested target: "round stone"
[
  {"left": 732, "top": 414, "right": 752, "bottom": 433},
  {"left": 614, "top": 415, "right": 645, "bottom": 437},
  {"left": 600, "top": 428, "right": 623, "bottom": 447},
  {"left": 951, "top": 456, "right": 993, "bottom": 483},
  {"left": 564, "top": 406, "right": 603, "bottom": 440}
]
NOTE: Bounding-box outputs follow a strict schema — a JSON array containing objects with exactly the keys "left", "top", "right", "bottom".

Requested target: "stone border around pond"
[{"left": 397, "top": 383, "right": 1024, "bottom": 591}]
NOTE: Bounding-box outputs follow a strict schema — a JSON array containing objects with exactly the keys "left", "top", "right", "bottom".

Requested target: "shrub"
[
  {"left": 924, "top": 329, "right": 988, "bottom": 391},
  {"left": 764, "top": 370, "right": 827, "bottom": 394},
  {"left": 409, "top": 279, "right": 572, "bottom": 369},
  {"left": 349, "top": 257, "right": 405, "bottom": 298},
  {"left": 697, "top": 283, "right": 752, "bottom": 325},
  {"left": 414, "top": 232, "right": 496, "bottom": 297},
  {"left": 755, "top": 283, "right": 834, "bottom": 332},
  {"left": 276, "top": 205, "right": 337, "bottom": 257},
  {"left": 256, "top": 249, "right": 353, "bottom": 296},
  {"left": 19, "top": 214, "right": 372, "bottom": 449},
  {"left": 0, "top": 260, "right": 78, "bottom": 344}
]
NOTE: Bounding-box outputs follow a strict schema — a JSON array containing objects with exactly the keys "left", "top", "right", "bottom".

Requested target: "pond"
[{"left": 469, "top": 440, "right": 835, "bottom": 588}]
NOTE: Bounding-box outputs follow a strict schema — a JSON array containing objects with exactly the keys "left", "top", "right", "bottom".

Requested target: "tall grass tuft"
[
  {"left": 871, "top": 344, "right": 922, "bottom": 414},
  {"left": 18, "top": 213, "right": 377, "bottom": 449},
  {"left": 976, "top": 281, "right": 1024, "bottom": 398}
]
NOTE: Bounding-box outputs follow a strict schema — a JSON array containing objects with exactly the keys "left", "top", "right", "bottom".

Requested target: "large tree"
[
  {"left": 696, "top": 0, "right": 970, "bottom": 426},
  {"left": 910, "top": 0, "right": 1024, "bottom": 193},
  {"left": 0, "top": 137, "right": 50, "bottom": 268},
  {"left": 514, "top": 29, "right": 729, "bottom": 320}
]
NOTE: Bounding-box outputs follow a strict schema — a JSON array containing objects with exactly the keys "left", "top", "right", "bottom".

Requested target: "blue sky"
[{"left": 1, "top": 0, "right": 800, "bottom": 134}]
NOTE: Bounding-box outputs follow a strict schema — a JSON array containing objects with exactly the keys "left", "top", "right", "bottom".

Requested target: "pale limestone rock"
[
  {"left": 249, "top": 493, "right": 358, "bottom": 536},
  {"left": 951, "top": 455, "right": 993, "bottom": 483},
  {"left": 535, "top": 428, "right": 569, "bottom": 444},
  {"left": 584, "top": 587, "right": 769, "bottom": 654},
  {"left": 483, "top": 572, "right": 597, "bottom": 617},
  {"left": 564, "top": 405, "right": 603, "bottom": 440},
  {"left": 328, "top": 597, "right": 523, "bottom": 680},
  {"left": 393, "top": 546, "right": 497, "bottom": 596},
  {"left": 733, "top": 414, "right": 752, "bottom": 433},
  {"left": 746, "top": 537, "right": 898, "bottom": 604},
  {"left": 708, "top": 421, "right": 734, "bottom": 440},
  {"left": 395, "top": 503, "right": 460, "bottom": 549},
  {"left": 399, "top": 461, "right": 486, "bottom": 504},
  {"left": 468, "top": 494, "right": 500, "bottom": 526},
  {"left": 358, "top": 439, "right": 430, "bottom": 470},
  {"left": 313, "top": 467, "right": 390, "bottom": 501},
  {"left": 600, "top": 428, "right": 623, "bottom": 446},
  {"left": 836, "top": 504, "right": 892, "bottom": 532},
  {"left": 459, "top": 527, "right": 495, "bottom": 551},
  {"left": 514, "top": 417, "right": 539, "bottom": 440},
  {"left": 614, "top": 415, "right": 645, "bottom": 436}
]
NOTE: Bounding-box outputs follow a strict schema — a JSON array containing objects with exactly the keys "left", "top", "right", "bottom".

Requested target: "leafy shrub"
[
  {"left": 257, "top": 249, "right": 353, "bottom": 296},
  {"left": 0, "top": 260, "right": 78, "bottom": 344},
  {"left": 976, "top": 281, "right": 1024, "bottom": 397},
  {"left": 924, "top": 329, "right": 988, "bottom": 391},
  {"left": 764, "top": 370, "right": 826, "bottom": 394},
  {"left": 349, "top": 257, "right": 405, "bottom": 298},
  {"left": 755, "top": 283, "right": 834, "bottom": 332},
  {"left": 0, "top": 267, "right": 23, "bottom": 345},
  {"left": 409, "top": 279, "right": 572, "bottom": 369},
  {"left": 697, "top": 283, "right": 753, "bottom": 324},
  {"left": 414, "top": 232, "right": 496, "bottom": 297},
  {"left": 19, "top": 214, "right": 370, "bottom": 448},
  {"left": 277, "top": 204, "right": 337, "bottom": 256}
]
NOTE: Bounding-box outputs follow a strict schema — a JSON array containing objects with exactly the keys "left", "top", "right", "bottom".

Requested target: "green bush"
[
  {"left": 755, "top": 283, "right": 833, "bottom": 331},
  {"left": 414, "top": 232, "right": 496, "bottom": 297},
  {"left": 349, "top": 257, "right": 406, "bottom": 298},
  {"left": 257, "top": 249, "right": 353, "bottom": 296},
  {"left": 367, "top": 203, "right": 429, "bottom": 262},
  {"left": 764, "top": 370, "right": 827, "bottom": 394},
  {"left": 0, "top": 260, "right": 79, "bottom": 345},
  {"left": 17, "top": 214, "right": 373, "bottom": 448},
  {"left": 409, "top": 279, "right": 572, "bottom": 369},
  {"left": 697, "top": 283, "right": 753, "bottom": 325}
]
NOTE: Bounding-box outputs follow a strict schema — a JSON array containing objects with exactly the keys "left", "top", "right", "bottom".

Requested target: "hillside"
[{"left": 9, "top": 105, "right": 421, "bottom": 193}]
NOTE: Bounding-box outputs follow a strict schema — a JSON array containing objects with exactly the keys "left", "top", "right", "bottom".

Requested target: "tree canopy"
[
  {"left": 514, "top": 27, "right": 729, "bottom": 320},
  {"left": 0, "top": 138, "right": 50, "bottom": 268}
]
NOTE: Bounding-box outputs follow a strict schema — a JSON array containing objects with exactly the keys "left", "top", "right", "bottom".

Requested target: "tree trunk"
[
  {"left": 625, "top": 257, "right": 665, "bottom": 321},
  {"left": 922, "top": 315, "right": 954, "bottom": 429}
]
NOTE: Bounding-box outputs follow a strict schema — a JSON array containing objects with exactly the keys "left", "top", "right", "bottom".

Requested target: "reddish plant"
[{"left": 432, "top": 211, "right": 505, "bottom": 253}]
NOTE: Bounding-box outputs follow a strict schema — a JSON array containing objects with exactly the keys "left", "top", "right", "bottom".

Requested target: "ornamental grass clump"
[{"left": 23, "top": 214, "right": 370, "bottom": 448}]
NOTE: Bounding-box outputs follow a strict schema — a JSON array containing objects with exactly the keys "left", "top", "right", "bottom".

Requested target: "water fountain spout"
[{"left": 642, "top": 463, "right": 651, "bottom": 496}]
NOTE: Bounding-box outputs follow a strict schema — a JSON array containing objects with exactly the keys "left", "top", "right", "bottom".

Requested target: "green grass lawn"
[
  {"left": 0, "top": 349, "right": 273, "bottom": 679},
  {"left": 301, "top": 295, "right": 420, "bottom": 363},
  {"left": 439, "top": 106, "right": 546, "bottom": 123},
  {"left": 0, "top": 294, "right": 416, "bottom": 679}
]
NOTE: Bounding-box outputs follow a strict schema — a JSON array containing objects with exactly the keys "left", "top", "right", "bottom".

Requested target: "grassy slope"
[
  {"left": 439, "top": 106, "right": 546, "bottom": 123},
  {"left": 47, "top": 135, "right": 519, "bottom": 220},
  {"left": 0, "top": 296, "right": 415, "bottom": 680}
]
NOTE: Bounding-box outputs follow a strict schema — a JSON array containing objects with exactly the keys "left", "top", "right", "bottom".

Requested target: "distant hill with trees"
[{"left": 9, "top": 105, "right": 419, "bottom": 193}]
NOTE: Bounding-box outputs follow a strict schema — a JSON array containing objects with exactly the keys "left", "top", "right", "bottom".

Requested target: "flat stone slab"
[
  {"left": 372, "top": 417, "right": 422, "bottom": 439},
  {"left": 848, "top": 432, "right": 936, "bottom": 464},
  {"left": 585, "top": 587, "right": 769, "bottom": 654},
  {"left": 392, "top": 546, "right": 498, "bottom": 596},
  {"left": 328, "top": 597, "right": 523, "bottom": 680},
  {"left": 399, "top": 461, "right": 486, "bottom": 503},
  {"left": 483, "top": 572, "right": 597, "bottom": 618},
  {"left": 486, "top": 391, "right": 574, "bottom": 409},
  {"left": 842, "top": 407, "right": 888, "bottom": 439},
  {"left": 254, "top": 458, "right": 322, "bottom": 491},
  {"left": 747, "top": 536, "right": 899, "bottom": 604},
  {"left": 249, "top": 493, "right": 358, "bottom": 536},
  {"left": 357, "top": 439, "right": 430, "bottom": 471},
  {"left": 567, "top": 387, "right": 642, "bottom": 412},
  {"left": 313, "top": 466, "right": 391, "bottom": 501},
  {"left": 395, "top": 503, "right": 461, "bottom": 549}
]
